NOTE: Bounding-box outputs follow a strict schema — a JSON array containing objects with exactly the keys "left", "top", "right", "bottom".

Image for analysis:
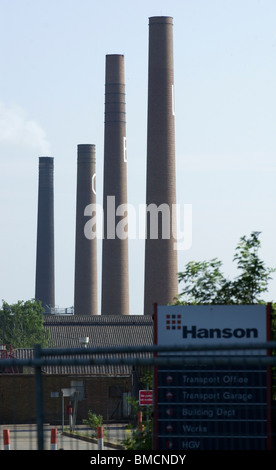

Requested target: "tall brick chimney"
[
  {"left": 144, "top": 17, "right": 178, "bottom": 315},
  {"left": 35, "top": 156, "right": 55, "bottom": 311},
  {"left": 101, "top": 54, "right": 129, "bottom": 315},
  {"left": 74, "top": 144, "right": 98, "bottom": 315}
]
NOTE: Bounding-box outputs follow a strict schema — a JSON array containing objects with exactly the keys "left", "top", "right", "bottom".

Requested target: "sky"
[{"left": 0, "top": 0, "right": 275, "bottom": 314}]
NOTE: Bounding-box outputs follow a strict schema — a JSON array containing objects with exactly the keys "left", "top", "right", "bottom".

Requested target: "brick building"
[{"left": 0, "top": 315, "right": 153, "bottom": 424}]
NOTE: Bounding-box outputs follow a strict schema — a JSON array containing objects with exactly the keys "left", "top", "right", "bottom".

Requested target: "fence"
[{"left": 0, "top": 342, "right": 275, "bottom": 450}]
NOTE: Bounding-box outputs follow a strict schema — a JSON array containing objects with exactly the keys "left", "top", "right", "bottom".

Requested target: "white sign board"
[
  {"left": 155, "top": 305, "right": 268, "bottom": 355},
  {"left": 61, "top": 388, "right": 76, "bottom": 397}
]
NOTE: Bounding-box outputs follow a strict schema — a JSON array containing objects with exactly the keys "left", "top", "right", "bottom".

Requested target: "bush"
[
  {"left": 82, "top": 411, "right": 105, "bottom": 438},
  {"left": 121, "top": 371, "right": 153, "bottom": 450},
  {"left": 122, "top": 411, "right": 152, "bottom": 450}
]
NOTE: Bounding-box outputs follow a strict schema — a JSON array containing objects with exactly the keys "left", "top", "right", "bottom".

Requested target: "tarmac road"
[{"left": 0, "top": 424, "right": 124, "bottom": 450}]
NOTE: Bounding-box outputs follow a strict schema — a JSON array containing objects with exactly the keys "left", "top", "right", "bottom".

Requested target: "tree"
[
  {"left": 176, "top": 232, "right": 275, "bottom": 305},
  {"left": 231, "top": 232, "right": 274, "bottom": 303},
  {"left": 176, "top": 258, "right": 228, "bottom": 304},
  {"left": 122, "top": 371, "right": 153, "bottom": 450},
  {"left": 0, "top": 299, "right": 50, "bottom": 348}
]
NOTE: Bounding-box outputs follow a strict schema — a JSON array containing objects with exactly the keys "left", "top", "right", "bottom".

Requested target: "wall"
[{"left": 0, "top": 374, "right": 131, "bottom": 424}]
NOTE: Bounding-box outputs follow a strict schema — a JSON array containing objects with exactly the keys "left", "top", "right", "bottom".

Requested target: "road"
[{"left": 0, "top": 424, "right": 125, "bottom": 450}]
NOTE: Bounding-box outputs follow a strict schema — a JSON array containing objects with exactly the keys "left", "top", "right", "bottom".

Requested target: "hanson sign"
[
  {"left": 154, "top": 305, "right": 271, "bottom": 450},
  {"left": 154, "top": 305, "right": 269, "bottom": 354}
]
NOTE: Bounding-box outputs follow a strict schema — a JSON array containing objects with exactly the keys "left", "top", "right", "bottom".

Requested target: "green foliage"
[
  {"left": 0, "top": 299, "right": 50, "bottom": 348},
  {"left": 122, "top": 411, "right": 153, "bottom": 450},
  {"left": 121, "top": 371, "right": 153, "bottom": 450},
  {"left": 177, "top": 258, "right": 227, "bottom": 304},
  {"left": 231, "top": 232, "right": 275, "bottom": 303},
  {"left": 82, "top": 411, "right": 105, "bottom": 438},
  {"left": 176, "top": 232, "right": 275, "bottom": 305}
]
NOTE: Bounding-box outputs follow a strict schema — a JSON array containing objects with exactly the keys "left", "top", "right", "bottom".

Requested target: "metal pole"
[
  {"left": 97, "top": 426, "right": 104, "bottom": 450},
  {"left": 72, "top": 391, "right": 79, "bottom": 432},
  {"left": 62, "top": 393, "right": 64, "bottom": 432},
  {"left": 34, "top": 344, "right": 44, "bottom": 450}
]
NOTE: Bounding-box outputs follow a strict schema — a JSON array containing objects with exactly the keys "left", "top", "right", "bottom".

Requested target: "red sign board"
[{"left": 139, "top": 390, "right": 153, "bottom": 406}]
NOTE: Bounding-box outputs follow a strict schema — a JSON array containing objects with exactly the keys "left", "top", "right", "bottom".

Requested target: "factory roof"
[
  {"left": 43, "top": 314, "right": 153, "bottom": 348},
  {"left": 14, "top": 315, "right": 154, "bottom": 375}
]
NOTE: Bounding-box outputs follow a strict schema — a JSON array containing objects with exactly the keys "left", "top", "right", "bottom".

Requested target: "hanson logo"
[
  {"left": 182, "top": 325, "right": 259, "bottom": 339},
  {"left": 166, "top": 314, "right": 182, "bottom": 330}
]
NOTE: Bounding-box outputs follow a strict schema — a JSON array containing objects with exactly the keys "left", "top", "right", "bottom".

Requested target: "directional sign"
[{"left": 154, "top": 304, "right": 271, "bottom": 451}]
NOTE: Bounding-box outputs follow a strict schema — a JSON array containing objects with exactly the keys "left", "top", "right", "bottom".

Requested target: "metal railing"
[{"left": 0, "top": 341, "right": 275, "bottom": 450}]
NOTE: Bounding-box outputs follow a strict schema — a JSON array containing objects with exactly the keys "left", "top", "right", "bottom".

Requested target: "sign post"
[
  {"left": 154, "top": 304, "right": 271, "bottom": 450},
  {"left": 61, "top": 388, "right": 76, "bottom": 432}
]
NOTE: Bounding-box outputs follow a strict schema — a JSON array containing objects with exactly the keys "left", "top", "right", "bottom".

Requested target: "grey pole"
[{"left": 34, "top": 344, "right": 44, "bottom": 450}]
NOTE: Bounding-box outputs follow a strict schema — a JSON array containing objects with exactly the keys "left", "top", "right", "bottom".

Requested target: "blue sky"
[{"left": 0, "top": 0, "right": 275, "bottom": 313}]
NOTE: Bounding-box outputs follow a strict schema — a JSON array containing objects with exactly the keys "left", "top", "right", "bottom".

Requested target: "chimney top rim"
[
  {"left": 39, "top": 156, "right": 53, "bottom": 161},
  {"left": 106, "top": 54, "right": 124, "bottom": 58},
  {"left": 77, "top": 144, "right": 96, "bottom": 148},
  {"left": 149, "top": 16, "right": 173, "bottom": 23}
]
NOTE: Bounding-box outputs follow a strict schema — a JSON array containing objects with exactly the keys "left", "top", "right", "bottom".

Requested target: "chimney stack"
[
  {"left": 74, "top": 144, "right": 98, "bottom": 315},
  {"left": 35, "top": 156, "right": 55, "bottom": 311},
  {"left": 101, "top": 54, "right": 129, "bottom": 315},
  {"left": 144, "top": 17, "right": 178, "bottom": 315}
]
